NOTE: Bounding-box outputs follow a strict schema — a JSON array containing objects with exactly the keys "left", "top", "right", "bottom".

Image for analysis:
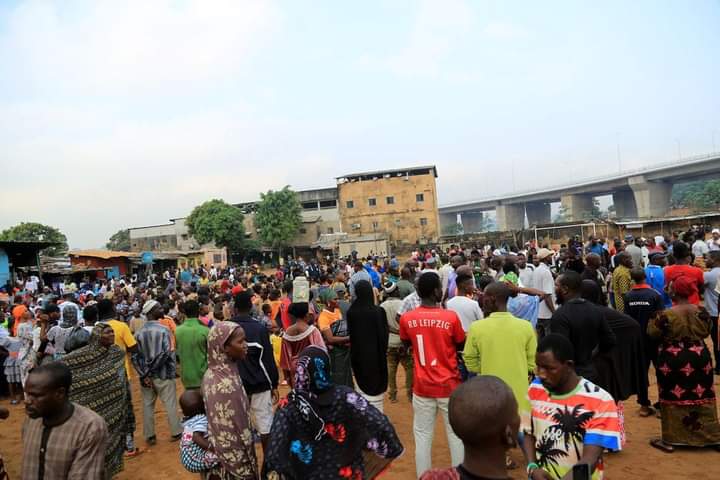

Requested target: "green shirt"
[
  {"left": 463, "top": 311, "right": 537, "bottom": 421},
  {"left": 396, "top": 279, "right": 415, "bottom": 299},
  {"left": 175, "top": 317, "right": 209, "bottom": 389}
]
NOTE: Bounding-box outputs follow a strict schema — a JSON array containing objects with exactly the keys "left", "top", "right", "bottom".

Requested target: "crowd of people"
[{"left": 1, "top": 227, "right": 719, "bottom": 479}]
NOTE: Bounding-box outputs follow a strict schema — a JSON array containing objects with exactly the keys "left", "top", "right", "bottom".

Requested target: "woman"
[
  {"left": 202, "top": 321, "right": 258, "bottom": 479},
  {"left": 346, "top": 280, "right": 388, "bottom": 412},
  {"left": 317, "top": 289, "right": 352, "bottom": 387},
  {"left": 264, "top": 346, "right": 403, "bottom": 479},
  {"left": 62, "top": 323, "right": 129, "bottom": 478},
  {"left": 648, "top": 275, "right": 720, "bottom": 452},
  {"left": 17, "top": 310, "right": 36, "bottom": 388},
  {"left": 280, "top": 303, "right": 325, "bottom": 387}
]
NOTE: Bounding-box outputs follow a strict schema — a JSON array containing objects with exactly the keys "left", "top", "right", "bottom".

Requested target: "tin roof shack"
[
  {"left": 0, "top": 241, "right": 56, "bottom": 289},
  {"left": 68, "top": 250, "right": 139, "bottom": 279}
]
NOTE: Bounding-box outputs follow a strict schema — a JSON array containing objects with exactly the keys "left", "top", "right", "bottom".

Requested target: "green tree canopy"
[
  {"left": 671, "top": 179, "right": 720, "bottom": 210},
  {"left": 0, "top": 222, "right": 68, "bottom": 256},
  {"left": 106, "top": 229, "right": 131, "bottom": 251},
  {"left": 442, "top": 222, "right": 464, "bottom": 236},
  {"left": 254, "top": 186, "right": 302, "bottom": 251},
  {"left": 185, "top": 199, "right": 246, "bottom": 253}
]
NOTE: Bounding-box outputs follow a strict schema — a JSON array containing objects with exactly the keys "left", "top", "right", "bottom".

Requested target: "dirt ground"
[{"left": 2, "top": 369, "right": 719, "bottom": 479}]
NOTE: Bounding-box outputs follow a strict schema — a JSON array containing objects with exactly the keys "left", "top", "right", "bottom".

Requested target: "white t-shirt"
[
  {"left": 693, "top": 240, "right": 709, "bottom": 257},
  {"left": 535, "top": 263, "right": 556, "bottom": 319},
  {"left": 518, "top": 266, "right": 535, "bottom": 289},
  {"left": 446, "top": 295, "right": 483, "bottom": 332}
]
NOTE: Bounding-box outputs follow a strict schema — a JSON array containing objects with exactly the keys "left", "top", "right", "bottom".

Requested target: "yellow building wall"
[{"left": 338, "top": 172, "right": 440, "bottom": 245}]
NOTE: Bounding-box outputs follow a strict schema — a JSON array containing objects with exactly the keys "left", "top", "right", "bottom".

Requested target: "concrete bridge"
[{"left": 439, "top": 152, "right": 720, "bottom": 232}]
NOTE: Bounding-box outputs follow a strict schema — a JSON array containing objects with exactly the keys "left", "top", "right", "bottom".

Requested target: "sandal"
[
  {"left": 639, "top": 406, "right": 655, "bottom": 417},
  {"left": 650, "top": 438, "right": 674, "bottom": 453}
]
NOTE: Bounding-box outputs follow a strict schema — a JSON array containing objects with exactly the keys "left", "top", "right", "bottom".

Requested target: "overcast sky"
[{"left": 1, "top": 0, "right": 719, "bottom": 249}]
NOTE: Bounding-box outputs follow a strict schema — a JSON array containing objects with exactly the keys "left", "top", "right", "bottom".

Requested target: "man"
[
  {"left": 464, "top": 282, "right": 536, "bottom": 428},
  {"left": 400, "top": 272, "right": 465, "bottom": 477},
  {"left": 611, "top": 252, "right": 633, "bottom": 312},
  {"left": 231, "top": 290, "right": 279, "bottom": 453},
  {"left": 625, "top": 235, "right": 644, "bottom": 268},
  {"left": 348, "top": 261, "right": 371, "bottom": 301},
  {"left": 396, "top": 267, "right": 417, "bottom": 299},
  {"left": 664, "top": 241, "right": 704, "bottom": 305},
  {"left": 22, "top": 362, "right": 108, "bottom": 479},
  {"left": 522, "top": 334, "right": 621, "bottom": 480},
  {"left": 708, "top": 228, "right": 720, "bottom": 252},
  {"left": 586, "top": 235, "right": 604, "bottom": 256},
  {"left": 581, "top": 253, "right": 607, "bottom": 306},
  {"left": 704, "top": 251, "right": 720, "bottom": 373},
  {"left": 380, "top": 281, "right": 413, "bottom": 403},
  {"left": 132, "top": 299, "right": 182, "bottom": 445},
  {"left": 692, "top": 232, "right": 710, "bottom": 260},
  {"left": 446, "top": 273, "right": 483, "bottom": 332},
  {"left": 445, "top": 255, "right": 465, "bottom": 300},
  {"left": 624, "top": 267, "right": 664, "bottom": 416},
  {"left": 419, "top": 376, "right": 521, "bottom": 480},
  {"left": 551, "top": 271, "right": 616, "bottom": 382},
  {"left": 534, "top": 248, "right": 557, "bottom": 338},
  {"left": 438, "top": 255, "right": 454, "bottom": 295},
  {"left": 645, "top": 252, "right": 672, "bottom": 308},
  {"left": 517, "top": 252, "right": 535, "bottom": 289},
  {"left": 174, "top": 299, "right": 209, "bottom": 389}
]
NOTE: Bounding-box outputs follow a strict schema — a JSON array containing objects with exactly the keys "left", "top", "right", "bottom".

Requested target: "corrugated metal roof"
[
  {"left": 336, "top": 165, "right": 438, "bottom": 180},
  {"left": 68, "top": 249, "right": 139, "bottom": 259}
]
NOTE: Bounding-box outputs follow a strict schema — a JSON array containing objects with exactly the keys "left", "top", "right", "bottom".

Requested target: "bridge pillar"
[
  {"left": 560, "top": 194, "right": 593, "bottom": 221},
  {"left": 439, "top": 212, "right": 459, "bottom": 233},
  {"left": 496, "top": 204, "right": 524, "bottom": 231},
  {"left": 525, "top": 202, "right": 551, "bottom": 226},
  {"left": 460, "top": 211, "right": 486, "bottom": 233},
  {"left": 628, "top": 176, "right": 672, "bottom": 218},
  {"left": 612, "top": 189, "right": 637, "bottom": 219}
]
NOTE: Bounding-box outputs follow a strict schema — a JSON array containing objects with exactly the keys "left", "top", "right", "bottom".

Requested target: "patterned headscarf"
[
  {"left": 288, "top": 346, "right": 335, "bottom": 441},
  {"left": 202, "top": 321, "right": 258, "bottom": 479}
]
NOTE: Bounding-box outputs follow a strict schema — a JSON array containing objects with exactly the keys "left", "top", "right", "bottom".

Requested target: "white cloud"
[
  {"left": 1, "top": 0, "right": 281, "bottom": 97},
  {"left": 483, "top": 22, "right": 531, "bottom": 41}
]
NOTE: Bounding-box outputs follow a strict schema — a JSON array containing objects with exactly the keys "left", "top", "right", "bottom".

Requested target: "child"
[
  {"left": 259, "top": 303, "right": 272, "bottom": 330},
  {"left": 279, "top": 302, "right": 325, "bottom": 387},
  {"left": 179, "top": 389, "right": 219, "bottom": 476}
]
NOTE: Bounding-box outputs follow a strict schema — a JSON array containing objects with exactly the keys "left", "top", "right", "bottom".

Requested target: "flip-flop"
[
  {"left": 650, "top": 438, "right": 674, "bottom": 453},
  {"left": 639, "top": 407, "right": 655, "bottom": 417}
]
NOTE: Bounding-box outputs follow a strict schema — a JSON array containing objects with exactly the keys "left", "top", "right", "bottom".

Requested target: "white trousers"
[
  {"left": 358, "top": 387, "right": 385, "bottom": 414},
  {"left": 412, "top": 394, "right": 464, "bottom": 478}
]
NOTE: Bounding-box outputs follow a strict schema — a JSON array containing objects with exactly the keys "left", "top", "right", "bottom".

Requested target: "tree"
[
  {"left": 671, "top": 179, "right": 720, "bottom": 210},
  {"left": 590, "top": 198, "right": 602, "bottom": 218},
  {"left": 442, "top": 222, "right": 464, "bottom": 236},
  {"left": 185, "top": 199, "right": 246, "bottom": 253},
  {"left": 0, "top": 222, "right": 68, "bottom": 256},
  {"left": 106, "top": 229, "right": 130, "bottom": 251},
  {"left": 254, "top": 186, "right": 302, "bottom": 257}
]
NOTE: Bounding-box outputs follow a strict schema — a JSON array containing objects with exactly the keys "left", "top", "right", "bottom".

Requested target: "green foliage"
[
  {"left": 0, "top": 222, "right": 68, "bottom": 256},
  {"left": 671, "top": 179, "right": 720, "bottom": 210},
  {"left": 590, "top": 199, "right": 602, "bottom": 218},
  {"left": 255, "top": 186, "right": 302, "bottom": 249},
  {"left": 442, "top": 222, "right": 464, "bottom": 236},
  {"left": 185, "top": 199, "right": 246, "bottom": 253},
  {"left": 106, "top": 229, "right": 130, "bottom": 251}
]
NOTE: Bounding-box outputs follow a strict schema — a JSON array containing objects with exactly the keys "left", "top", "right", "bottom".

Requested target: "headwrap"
[
  {"left": 288, "top": 346, "right": 335, "bottom": 441},
  {"left": 202, "top": 322, "right": 258, "bottom": 478},
  {"left": 670, "top": 275, "right": 698, "bottom": 300}
]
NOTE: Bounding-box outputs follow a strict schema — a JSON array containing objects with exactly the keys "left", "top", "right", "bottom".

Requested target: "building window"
[
  {"left": 420, "top": 218, "right": 428, "bottom": 226},
  {"left": 319, "top": 200, "right": 337, "bottom": 209},
  {"left": 372, "top": 221, "right": 379, "bottom": 229},
  {"left": 416, "top": 193, "right": 424, "bottom": 202},
  {"left": 394, "top": 219, "right": 401, "bottom": 226},
  {"left": 346, "top": 200, "right": 354, "bottom": 209},
  {"left": 302, "top": 201, "right": 318, "bottom": 210},
  {"left": 300, "top": 228, "right": 307, "bottom": 234},
  {"left": 181, "top": 234, "right": 188, "bottom": 240},
  {"left": 213, "top": 254, "right": 222, "bottom": 264},
  {"left": 368, "top": 198, "right": 376, "bottom": 207},
  {"left": 327, "top": 227, "right": 334, "bottom": 234},
  {"left": 386, "top": 196, "right": 395, "bottom": 205},
  {"left": 351, "top": 223, "right": 361, "bottom": 230}
]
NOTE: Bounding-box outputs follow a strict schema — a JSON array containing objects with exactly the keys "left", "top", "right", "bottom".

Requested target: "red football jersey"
[{"left": 400, "top": 306, "right": 465, "bottom": 398}]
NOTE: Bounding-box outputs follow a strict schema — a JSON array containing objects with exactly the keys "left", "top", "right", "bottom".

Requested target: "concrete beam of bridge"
[
  {"left": 496, "top": 204, "right": 524, "bottom": 231},
  {"left": 612, "top": 189, "right": 637, "bottom": 219},
  {"left": 460, "top": 211, "right": 485, "bottom": 233},
  {"left": 526, "top": 201, "right": 551, "bottom": 226},
  {"left": 628, "top": 176, "right": 672, "bottom": 218},
  {"left": 560, "top": 194, "right": 593, "bottom": 222}
]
